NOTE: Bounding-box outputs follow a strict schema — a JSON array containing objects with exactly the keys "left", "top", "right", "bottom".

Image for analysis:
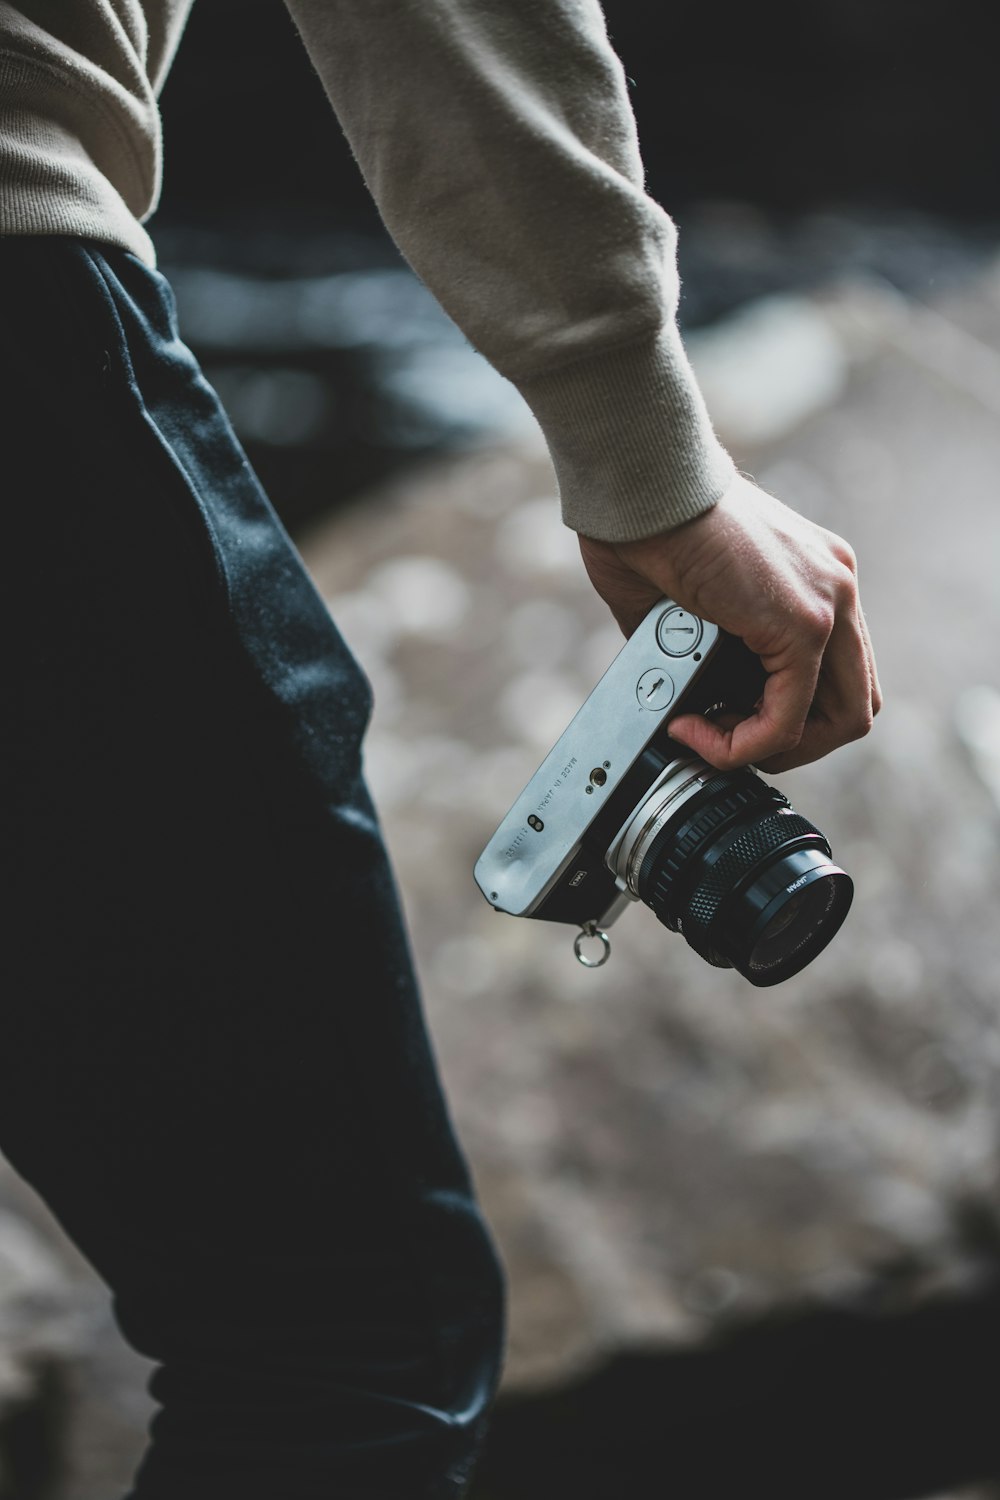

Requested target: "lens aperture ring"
[{"left": 682, "top": 810, "right": 824, "bottom": 952}]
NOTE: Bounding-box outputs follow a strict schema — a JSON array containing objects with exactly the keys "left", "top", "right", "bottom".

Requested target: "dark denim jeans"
[{"left": 0, "top": 239, "right": 504, "bottom": 1498}]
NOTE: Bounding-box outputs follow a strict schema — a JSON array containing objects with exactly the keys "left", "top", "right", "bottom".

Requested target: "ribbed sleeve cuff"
[
  {"left": 515, "top": 321, "right": 736, "bottom": 543},
  {"left": 0, "top": 54, "right": 157, "bottom": 269}
]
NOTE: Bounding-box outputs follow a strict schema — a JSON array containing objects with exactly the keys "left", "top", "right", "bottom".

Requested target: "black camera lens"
[{"left": 636, "top": 769, "right": 852, "bottom": 986}]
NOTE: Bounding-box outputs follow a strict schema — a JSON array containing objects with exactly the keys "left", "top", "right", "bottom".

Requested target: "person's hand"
[{"left": 578, "top": 473, "right": 882, "bottom": 773}]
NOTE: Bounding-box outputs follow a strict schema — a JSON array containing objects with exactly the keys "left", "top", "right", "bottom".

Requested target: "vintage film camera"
[{"left": 475, "top": 600, "right": 852, "bottom": 986}]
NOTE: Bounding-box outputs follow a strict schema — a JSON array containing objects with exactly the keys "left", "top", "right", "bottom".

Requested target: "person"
[{"left": 0, "top": 2, "right": 881, "bottom": 1496}]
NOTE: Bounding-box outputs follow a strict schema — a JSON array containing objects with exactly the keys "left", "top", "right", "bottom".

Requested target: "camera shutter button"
[
  {"left": 656, "top": 607, "right": 703, "bottom": 657},
  {"left": 636, "top": 668, "right": 675, "bottom": 711}
]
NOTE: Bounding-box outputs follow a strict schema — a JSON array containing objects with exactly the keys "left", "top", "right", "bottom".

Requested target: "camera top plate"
[{"left": 475, "top": 600, "right": 721, "bottom": 917}]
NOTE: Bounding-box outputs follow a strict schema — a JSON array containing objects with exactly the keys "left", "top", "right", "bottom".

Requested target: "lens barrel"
[{"left": 635, "top": 768, "right": 852, "bottom": 986}]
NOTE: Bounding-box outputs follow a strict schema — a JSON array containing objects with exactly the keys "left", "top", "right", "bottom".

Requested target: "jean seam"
[{"left": 80, "top": 243, "right": 235, "bottom": 615}]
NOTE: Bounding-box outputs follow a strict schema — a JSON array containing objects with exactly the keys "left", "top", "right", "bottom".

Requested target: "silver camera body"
[{"left": 475, "top": 599, "right": 852, "bottom": 985}]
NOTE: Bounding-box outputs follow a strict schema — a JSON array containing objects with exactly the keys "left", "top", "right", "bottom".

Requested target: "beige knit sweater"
[{"left": 0, "top": 0, "right": 735, "bottom": 542}]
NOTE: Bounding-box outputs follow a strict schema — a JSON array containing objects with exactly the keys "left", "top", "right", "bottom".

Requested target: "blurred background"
[{"left": 3, "top": 1, "right": 1000, "bottom": 1495}]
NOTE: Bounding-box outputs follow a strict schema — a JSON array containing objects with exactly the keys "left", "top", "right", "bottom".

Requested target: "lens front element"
[{"left": 741, "top": 858, "right": 853, "bottom": 984}]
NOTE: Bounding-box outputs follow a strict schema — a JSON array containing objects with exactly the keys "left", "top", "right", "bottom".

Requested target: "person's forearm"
[{"left": 282, "top": 0, "right": 735, "bottom": 541}]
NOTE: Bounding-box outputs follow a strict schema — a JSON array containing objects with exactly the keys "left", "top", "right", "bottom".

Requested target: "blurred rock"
[{"left": 688, "top": 294, "right": 849, "bottom": 443}]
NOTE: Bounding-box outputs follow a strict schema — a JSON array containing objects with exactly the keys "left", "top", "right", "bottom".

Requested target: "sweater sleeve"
[{"left": 281, "top": 0, "right": 736, "bottom": 542}]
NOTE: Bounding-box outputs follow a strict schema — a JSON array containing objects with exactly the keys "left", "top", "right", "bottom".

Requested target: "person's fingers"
[
  {"left": 857, "top": 601, "right": 883, "bottom": 716},
  {"left": 578, "top": 497, "right": 881, "bottom": 774},
  {"left": 670, "top": 598, "right": 878, "bottom": 774},
  {"left": 755, "top": 606, "right": 875, "bottom": 772},
  {"left": 669, "top": 640, "right": 823, "bottom": 770}
]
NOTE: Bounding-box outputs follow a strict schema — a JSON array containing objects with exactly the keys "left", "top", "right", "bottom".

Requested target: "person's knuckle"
[
  {"left": 801, "top": 601, "right": 835, "bottom": 644},
  {"left": 839, "top": 566, "right": 861, "bottom": 607},
  {"left": 828, "top": 534, "right": 858, "bottom": 575},
  {"left": 843, "top": 705, "right": 875, "bottom": 743},
  {"left": 820, "top": 557, "right": 859, "bottom": 615}
]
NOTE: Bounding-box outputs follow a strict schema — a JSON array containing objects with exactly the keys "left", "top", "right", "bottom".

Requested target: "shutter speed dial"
[{"left": 656, "top": 606, "right": 703, "bottom": 657}]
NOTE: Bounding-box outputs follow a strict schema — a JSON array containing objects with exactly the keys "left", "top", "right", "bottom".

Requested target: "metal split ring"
[{"left": 573, "top": 922, "right": 611, "bottom": 968}]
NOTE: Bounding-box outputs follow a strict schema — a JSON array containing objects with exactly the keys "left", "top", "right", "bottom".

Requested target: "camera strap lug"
[{"left": 574, "top": 920, "right": 611, "bottom": 969}]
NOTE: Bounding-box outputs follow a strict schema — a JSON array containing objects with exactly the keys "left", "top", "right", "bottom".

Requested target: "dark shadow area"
[
  {"left": 0, "top": 1363, "right": 67, "bottom": 1500},
  {"left": 601, "top": 0, "right": 999, "bottom": 220},
  {"left": 472, "top": 1289, "right": 1000, "bottom": 1500},
  {"left": 160, "top": 0, "right": 1000, "bottom": 229}
]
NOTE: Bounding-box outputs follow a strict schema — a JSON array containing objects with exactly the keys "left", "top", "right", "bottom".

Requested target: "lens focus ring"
[
  {"left": 682, "top": 811, "right": 822, "bottom": 949},
  {"left": 636, "top": 771, "right": 779, "bottom": 904}
]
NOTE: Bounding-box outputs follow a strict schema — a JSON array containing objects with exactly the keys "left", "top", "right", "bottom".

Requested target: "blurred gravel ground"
[
  {"left": 301, "top": 267, "right": 1000, "bottom": 1392},
  {"left": 4, "top": 262, "right": 1000, "bottom": 1496}
]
